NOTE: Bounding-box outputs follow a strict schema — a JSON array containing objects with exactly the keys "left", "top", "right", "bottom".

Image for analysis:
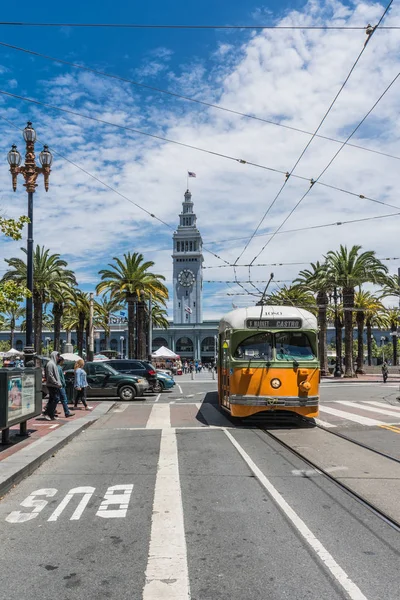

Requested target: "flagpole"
[{"left": 186, "top": 171, "right": 188, "bottom": 189}]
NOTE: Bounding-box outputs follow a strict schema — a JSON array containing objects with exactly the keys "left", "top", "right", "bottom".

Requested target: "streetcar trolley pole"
[{"left": 0, "top": 367, "right": 42, "bottom": 444}]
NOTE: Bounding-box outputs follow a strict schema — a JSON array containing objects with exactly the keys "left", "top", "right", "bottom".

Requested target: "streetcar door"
[{"left": 221, "top": 334, "right": 231, "bottom": 409}]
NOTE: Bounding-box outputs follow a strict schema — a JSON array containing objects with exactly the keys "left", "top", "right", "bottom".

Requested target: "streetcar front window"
[
  {"left": 275, "top": 332, "right": 315, "bottom": 361},
  {"left": 234, "top": 333, "right": 273, "bottom": 360}
]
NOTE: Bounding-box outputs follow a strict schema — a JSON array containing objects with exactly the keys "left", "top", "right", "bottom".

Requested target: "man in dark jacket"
[
  {"left": 44, "top": 351, "right": 62, "bottom": 420},
  {"left": 57, "top": 356, "right": 74, "bottom": 418}
]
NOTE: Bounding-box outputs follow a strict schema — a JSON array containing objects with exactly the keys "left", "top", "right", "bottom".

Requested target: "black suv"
[{"left": 106, "top": 359, "right": 158, "bottom": 390}]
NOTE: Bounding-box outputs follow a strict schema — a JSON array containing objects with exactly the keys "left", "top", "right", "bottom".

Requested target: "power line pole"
[{"left": 148, "top": 293, "right": 152, "bottom": 361}]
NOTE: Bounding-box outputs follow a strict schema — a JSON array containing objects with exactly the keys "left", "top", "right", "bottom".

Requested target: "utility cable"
[
  {"left": 1, "top": 89, "right": 399, "bottom": 216},
  {"left": 251, "top": 66, "right": 400, "bottom": 265},
  {"left": 233, "top": 2, "right": 392, "bottom": 266},
  {"left": 203, "top": 256, "right": 400, "bottom": 269},
  {"left": 0, "top": 22, "right": 398, "bottom": 30},
  {"left": 1, "top": 40, "right": 399, "bottom": 164},
  {"left": 0, "top": 114, "right": 230, "bottom": 268}
]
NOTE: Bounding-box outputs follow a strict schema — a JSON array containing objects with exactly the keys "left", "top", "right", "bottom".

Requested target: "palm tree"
[
  {"left": 96, "top": 295, "right": 125, "bottom": 349},
  {"left": 294, "top": 262, "right": 331, "bottom": 376},
  {"left": 3, "top": 306, "right": 25, "bottom": 348},
  {"left": 151, "top": 303, "right": 169, "bottom": 329},
  {"left": 2, "top": 246, "right": 75, "bottom": 354},
  {"left": 265, "top": 285, "right": 316, "bottom": 312},
  {"left": 354, "top": 290, "right": 384, "bottom": 374},
  {"left": 384, "top": 308, "right": 400, "bottom": 366},
  {"left": 325, "top": 245, "right": 388, "bottom": 377},
  {"left": 63, "top": 290, "right": 89, "bottom": 357},
  {"left": 97, "top": 253, "right": 168, "bottom": 359}
]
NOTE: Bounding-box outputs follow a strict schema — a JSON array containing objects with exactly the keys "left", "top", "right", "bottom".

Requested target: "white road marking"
[
  {"left": 114, "top": 404, "right": 129, "bottom": 413},
  {"left": 197, "top": 392, "right": 204, "bottom": 395},
  {"left": 49, "top": 424, "right": 59, "bottom": 429},
  {"left": 177, "top": 384, "right": 183, "bottom": 394},
  {"left": 319, "top": 405, "right": 385, "bottom": 426},
  {"left": 365, "top": 400, "right": 400, "bottom": 412},
  {"left": 186, "top": 394, "right": 194, "bottom": 398},
  {"left": 315, "top": 418, "right": 337, "bottom": 428},
  {"left": 155, "top": 393, "right": 161, "bottom": 403},
  {"left": 6, "top": 489, "right": 57, "bottom": 523},
  {"left": 225, "top": 430, "right": 368, "bottom": 600},
  {"left": 337, "top": 400, "right": 400, "bottom": 420},
  {"left": 146, "top": 404, "right": 171, "bottom": 429},
  {"left": 96, "top": 484, "right": 133, "bottom": 519},
  {"left": 48, "top": 486, "right": 95, "bottom": 522},
  {"left": 143, "top": 429, "right": 190, "bottom": 600},
  {"left": 113, "top": 426, "right": 221, "bottom": 431}
]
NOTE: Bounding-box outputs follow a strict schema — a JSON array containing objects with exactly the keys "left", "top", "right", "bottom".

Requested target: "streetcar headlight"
[{"left": 271, "top": 378, "right": 281, "bottom": 389}]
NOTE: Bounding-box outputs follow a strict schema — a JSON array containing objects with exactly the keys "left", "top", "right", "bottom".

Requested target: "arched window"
[
  {"left": 152, "top": 337, "right": 168, "bottom": 351},
  {"left": 110, "top": 338, "right": 118, "bottom": 351},
  {"left": 176, "top": 337, "right": 194, "bottom": 353},
  {"left": 100, "top": 339, "right": 106, "bottom": 351},
  {"left": 201, "top": 337, "right": 215, "bottom": 352},
  {"left": 16, "top": 340, "right": 23, "bottom": 351}
]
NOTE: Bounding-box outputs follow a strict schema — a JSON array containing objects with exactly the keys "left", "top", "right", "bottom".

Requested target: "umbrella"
[
  {"left": 4, "top": 348, "right": 24, "bottom": 358},
  {"left": 61, "top": 353, "right": 82, "bottom": 361}
]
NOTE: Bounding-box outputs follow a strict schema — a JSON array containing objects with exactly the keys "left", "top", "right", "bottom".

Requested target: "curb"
[{"left": 0, "top": 401, "right": 115, "bottom": 498}]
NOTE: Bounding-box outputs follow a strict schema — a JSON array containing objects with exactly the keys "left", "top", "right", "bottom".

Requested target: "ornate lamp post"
[
  {"left": 7, "top": 122, "right": 53, "bottom": 364},
  {"left": 329, "top": 287, "right": 342, "bottom": 378}
]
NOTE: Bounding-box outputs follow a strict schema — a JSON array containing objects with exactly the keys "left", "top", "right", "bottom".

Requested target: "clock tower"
[{"left": 172, "top": 189, "right": 203, "bottom": 324}]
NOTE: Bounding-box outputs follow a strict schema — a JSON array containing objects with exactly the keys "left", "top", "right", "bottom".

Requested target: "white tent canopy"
[
  {"left": 4, "top": 348, "right": 24, "bottom": 358},
  {"left": 152, "top": 346, "right": 179, "bottom": 359}
]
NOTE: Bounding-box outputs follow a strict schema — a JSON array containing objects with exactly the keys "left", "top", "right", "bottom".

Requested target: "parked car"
[
  {"left": 105, "top": 359, "right": 158, "bottom": 390},
  {"left": 155, "top": 371, "right": 176, "bottom": 392},
  {"left": 42, "top": 361, "right": 149, "bottom": 401}
]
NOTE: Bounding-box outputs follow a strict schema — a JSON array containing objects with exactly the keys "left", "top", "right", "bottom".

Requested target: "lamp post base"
[{"left": 23, "top": 345, "right": 36, "bottom": 367}]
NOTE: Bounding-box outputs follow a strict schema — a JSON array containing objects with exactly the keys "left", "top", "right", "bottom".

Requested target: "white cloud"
[{"left": 1, "top": 0, "right": 400, "bottom": 320}]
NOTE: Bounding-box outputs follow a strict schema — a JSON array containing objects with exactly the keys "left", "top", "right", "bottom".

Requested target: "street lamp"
[
  {"left": 45, "top": 337, "right": 51, "bottom": 356},
  {"left": 120, "top": 336, "right": 125, "bottom": 359},
  {"left": 329, "top": 287, "right": 342, "bottom": 378},
  {"left": 7, "top": 123, "right": 52, "bottom": 364}
]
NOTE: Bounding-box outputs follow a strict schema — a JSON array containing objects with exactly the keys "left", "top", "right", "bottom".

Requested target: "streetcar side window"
[
  {"left": 234, "top": 333, "right": 273, "bottom": 360},
  {"left": 275, "top": 332, "right": 315, "bottom": 361}
]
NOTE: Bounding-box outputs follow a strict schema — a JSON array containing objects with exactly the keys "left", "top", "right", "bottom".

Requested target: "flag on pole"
[
  {"left": 188, "top": 171, "right": 196, "bottom": 178},
  {"left": 185, "top": 306, "right": 193, "bottom": 314}
]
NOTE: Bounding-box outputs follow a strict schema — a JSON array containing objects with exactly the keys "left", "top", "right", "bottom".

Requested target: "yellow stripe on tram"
[{"left": 379, "top": 424, "right": 400, "bottom": 434}]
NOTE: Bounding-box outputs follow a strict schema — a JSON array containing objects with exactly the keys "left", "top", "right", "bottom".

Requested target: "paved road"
[{"left": 1, "top": 379, "right": 400, "bottom": 599}]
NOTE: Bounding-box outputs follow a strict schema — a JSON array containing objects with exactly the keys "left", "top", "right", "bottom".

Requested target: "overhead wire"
[
  {"left": 250, "top": 67, "right": 400, "bottom": 265},
  {"left": 1, "top": 40, "right": 399, "bottom": 164},
  {"left": 0, "top": 114, "right": 231, "bottom": 268},
  {"left": 203, "top": 256, "right": 400, "bottom": 269},
  {"left": 0, "top": 22, "right": 398, "bottom": 30},
  {"left": 1, "top": 89, "right": 399, "bottom": 217},
  {"left": 232, "top": 4, "right": 392, "bottom": 267}
]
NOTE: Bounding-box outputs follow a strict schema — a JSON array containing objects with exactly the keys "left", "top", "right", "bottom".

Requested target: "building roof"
[{"left": 219, "top": 305, "right": 318, "bottom": 332}]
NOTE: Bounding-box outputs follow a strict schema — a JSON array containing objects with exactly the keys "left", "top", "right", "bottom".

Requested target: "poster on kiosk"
[{"left": 0, "top": 368, "right": 42, "bottom": 430}]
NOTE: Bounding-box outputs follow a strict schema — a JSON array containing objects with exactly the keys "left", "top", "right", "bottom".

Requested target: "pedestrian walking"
[
  {"left": 74, "top": 359, "right": 92, "bottom": 410},
  {"left": 382, "top": 360, "right": 389, "bottom": 383},
  {"left": 57, "top": 356, "right": 75, "bottom": 418},
  {"left": 43, "top": 351, "right": 62, "bottom": 421}
]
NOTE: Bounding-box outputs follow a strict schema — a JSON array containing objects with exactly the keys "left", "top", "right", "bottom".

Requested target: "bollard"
[
  {"left": 212, "top": 369, "right": 215, "bottom": 380},
  {"left": 191, "top": 370, "right": 195, "bottom": 380},
  {"left": 1, "top": 428, "right": 11, "bottom": 445}
]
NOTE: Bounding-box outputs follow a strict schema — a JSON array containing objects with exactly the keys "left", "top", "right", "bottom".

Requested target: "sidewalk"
[
  {"left": 0, "top": 401, "right": 101, "bottom": 462},
  {"left": 0, "top": 401, "right": 115, "bottom": 497},
  {"left": 322, "top": 374, "right": 400, "bottom": 383}
]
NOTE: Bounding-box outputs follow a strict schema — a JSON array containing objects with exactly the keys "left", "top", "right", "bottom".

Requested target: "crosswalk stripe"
[
  {"left": 365, "top": 400, "right": 400, "bottom": 412},
  {"left": 337, "top": 401, "right": 400, "bottom": 420},
  {"left": 319, "top": 405, "right": 385, "bottom": 426},
  {"left": 146, "top": 405, "right": 171, "bottom": 429},
  {"left": 314, "top": 418, "right": 337, "bottom": 428}
]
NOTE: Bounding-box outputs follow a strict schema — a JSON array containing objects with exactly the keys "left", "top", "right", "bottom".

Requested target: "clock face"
[{"left": 178, "top": 269, "right": 195, "bottom": 287}]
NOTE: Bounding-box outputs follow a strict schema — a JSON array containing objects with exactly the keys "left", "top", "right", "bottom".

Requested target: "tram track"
[
  {"left": 314, "top": 422, "right": 400, "bottom": 465},
  {"left": 257, "top": 425, "right": 400, "bottom": 532}
]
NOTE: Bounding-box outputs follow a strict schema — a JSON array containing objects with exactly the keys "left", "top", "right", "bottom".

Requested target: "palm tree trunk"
[
  {"left": 85, "top": 323, "right": 90, "bottom": 355},
  {"left": 137, "top": 299, "right": 146, "bottom": 360},
  {"left": 10, "top": 317, "right": 15, "bottom": 348},
  {"left": 343, "top": 287, "right": 354, "bottom": 377},
  {"left": 356, "top": 312, "right": 365, "bottom": 374},
  {"left": 34, "top": 293, "right": 43, "bottom": 354},
  {"left": 392, "top": 326, "right": 398, "bottom": 366},
  {"left": 53, "top": 302, "right": 63, "bottom": 352},
  {"left": 77, "top": 312, "right": 85, "bottom": 357},
  {"left": 104, "top": 316, "right": 110, "bottom": 349},
  {"left": 366, "top": 320, "right": 372, "bottom": 366},
  {"left": 127, "top": 296, "right": 135, "bottom": 359},
  {"left": 317, "top": 292, "right": 328, "bottom": 376},
  {"left": 338, "top": 318, "right": 343, "bottom": 372}
]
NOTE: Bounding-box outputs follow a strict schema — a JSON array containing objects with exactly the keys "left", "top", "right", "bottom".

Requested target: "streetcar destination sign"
[{"left": 247, "top": 318, "right": 302, "bottom": 329}]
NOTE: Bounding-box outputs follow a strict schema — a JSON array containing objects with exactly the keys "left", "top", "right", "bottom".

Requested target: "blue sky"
[{"left": 1, "top": 1, "right": 400, "bottom": 319}]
